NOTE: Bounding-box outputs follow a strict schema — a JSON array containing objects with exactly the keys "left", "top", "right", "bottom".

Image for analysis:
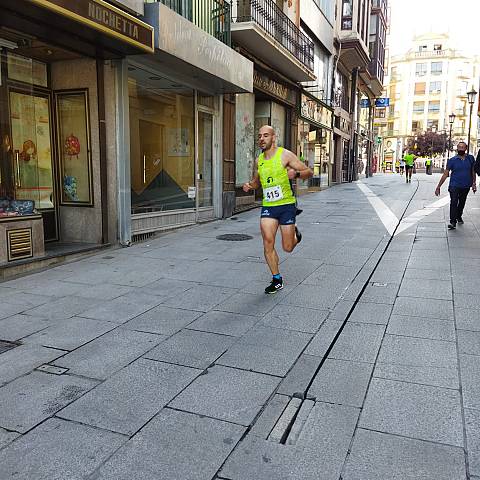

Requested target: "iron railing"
[
  {"left": 233, "top": 0, "right": 314, "bottom": 71},
  {"left": 150, "top": 0, "right": 231, "bottom": 46}
]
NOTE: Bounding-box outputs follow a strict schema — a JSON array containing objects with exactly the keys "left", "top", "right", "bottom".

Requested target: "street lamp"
[{"left": 467, "top": 87, "right": 477, "bottom": 153}]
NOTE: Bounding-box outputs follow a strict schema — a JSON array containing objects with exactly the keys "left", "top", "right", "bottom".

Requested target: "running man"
[
  {"left": 399, "top": 157, "right": 405, "bottom": 175},
  {"left": 243, "top": 125, "right": 313, "bottom": 294},
  {"left": 404, "top": 150, "right": 415, "bottom": 183}
]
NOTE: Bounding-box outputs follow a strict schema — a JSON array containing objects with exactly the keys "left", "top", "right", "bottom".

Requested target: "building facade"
[
  {"left": 381, "top": 33, "right": 480, "bottom": 169},
  {"left": 332, "top": 0, "right": 387, "bottom": 182}
]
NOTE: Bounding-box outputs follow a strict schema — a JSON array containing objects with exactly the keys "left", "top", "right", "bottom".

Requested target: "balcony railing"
[
  {"left": 232, "top": 0, "right": 314, "bottom": 70},
  {"left": 150, "top": 0, "right": 231, "bottom": 46}
]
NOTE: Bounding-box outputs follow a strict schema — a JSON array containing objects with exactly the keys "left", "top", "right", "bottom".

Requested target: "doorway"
[{"left": 8, "top": 87, "right": 58, "bottom": 240}]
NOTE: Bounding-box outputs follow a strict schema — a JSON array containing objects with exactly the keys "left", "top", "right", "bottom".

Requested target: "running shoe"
[
  {"left": 295, "top": 226, "right": 302, "bottom": 244},
  {"left": 457, "top": 217, "right": 464, "bottom": 224},
  {"left": 265, "top": 277, "right": 284, "bottom": 294},
  {"left": 448, "top": 223, "right": 456, "bottom": 230}
]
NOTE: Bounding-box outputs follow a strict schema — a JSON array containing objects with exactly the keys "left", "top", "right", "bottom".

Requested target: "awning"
[{"left": 0, "top": 0, "right": 154, "bottom": 58}]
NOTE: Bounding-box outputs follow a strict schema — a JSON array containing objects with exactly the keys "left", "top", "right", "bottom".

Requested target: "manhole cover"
[
  {"left": 102, "top": 255, "right": 115, "bottom": 259},
  {"left": 0, "top": 341, "right": 19, "bottom": 355},
  {"left": 216, "top": 234, "right": 253, "bottom": 241}
]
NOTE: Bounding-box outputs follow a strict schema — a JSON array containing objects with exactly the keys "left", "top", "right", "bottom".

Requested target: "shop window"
[
  {"left": 128, "top": 67, "right": 195, "bottom": 214},
  {"left": 411, "top": 120, "right": 421, "bottom": 132},
  {"left": 55, "top": 91, "right": 93, "bottom": 205},
  {"left": 427, "top": 119, "right": 439, "bottom": 130},
  {"left": 7, "top": 53, "right": 47, "bottom": 87}
]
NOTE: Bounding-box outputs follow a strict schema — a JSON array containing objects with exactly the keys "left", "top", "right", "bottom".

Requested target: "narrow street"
[{"left": 0, "top": 173, "right": 479, "bottom": 479}]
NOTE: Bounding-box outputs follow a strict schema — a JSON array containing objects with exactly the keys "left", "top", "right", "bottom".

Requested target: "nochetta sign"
[{"left": 30, "top": 0, "right": 154, "bottom": 52}]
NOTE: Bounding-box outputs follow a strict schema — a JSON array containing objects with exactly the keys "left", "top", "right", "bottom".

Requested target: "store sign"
[
  {"left": 300, "top": 95, "right": 333, "bottom": 128},
  {"left": 253, "top": 71, "right": 297, "bottom": 106},
  {"left": 30, "top": 0, "right": 154, "bottom": 52},
  {"left": 375, "top": 98, "right": 390, "bottom": 107},
  {"left": 360, "top": 99, "right": 371, "bottom": 108}
]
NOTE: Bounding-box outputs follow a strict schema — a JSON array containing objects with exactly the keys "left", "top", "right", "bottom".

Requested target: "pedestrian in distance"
[
  {"left": 435, "top": 141, "right": 477, "bottom": 230},
  {"left": 243, "top": 125, "right": 313, "bottom": 294},
  {"left": 404, "top": 150, "right": 415, "bottom": 183},
  {"left": 399, "top": 158, "right": 405, "bottom": 175}
]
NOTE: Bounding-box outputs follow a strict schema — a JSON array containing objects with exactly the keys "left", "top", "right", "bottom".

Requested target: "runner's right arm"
[{"left": 242, "top": 158, "right": 260, "bottom": 192}]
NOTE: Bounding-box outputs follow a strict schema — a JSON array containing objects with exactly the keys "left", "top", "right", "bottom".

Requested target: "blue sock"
[{"left": 273, "top": 274, "right": 282, "bottom": 280}]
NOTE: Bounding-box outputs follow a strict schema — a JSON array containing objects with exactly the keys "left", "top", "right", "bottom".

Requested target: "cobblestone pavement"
[{"left": 0, "top": 173, "right": 479, "bottom": 479}]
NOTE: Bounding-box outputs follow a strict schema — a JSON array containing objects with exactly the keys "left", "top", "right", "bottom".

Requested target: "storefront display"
[
  {"left": 298, "top": 93, "right": 333, "bottom": 190},
  {"left": 55, "top": 90, "right": 93, "bottom": 205}
]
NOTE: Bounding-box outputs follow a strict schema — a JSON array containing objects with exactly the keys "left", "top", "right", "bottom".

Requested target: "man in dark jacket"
[{"left": 435, "top": 142, "right": 477, "bottom": 229}]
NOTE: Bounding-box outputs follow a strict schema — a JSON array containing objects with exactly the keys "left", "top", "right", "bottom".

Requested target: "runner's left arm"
[{"left": 283, "top": 150, "right": 313, "bottom": 180}]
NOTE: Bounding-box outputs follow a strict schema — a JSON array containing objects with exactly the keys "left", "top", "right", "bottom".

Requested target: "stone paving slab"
[
  {"left": 0, "top": 427, "right": 19, "bottom": 450},
  {"left": 457, "top": 330, "right": 480, "bottom": 355},
  {"left": 22, "top": 296, "right": 101, "bottom": 321},
  {"left": 460, "top": 354, "right": 480, "bottom": 410},
  {"left": 304, "top": 318, "right": 343, "bottom": 358},
  {"left": 163, "top": 285, "right": 238, "bottom": 312},
  {"left": 277, "top": 354, "right": 322, "bottom": 397},
  {"left": 80, "top": 292, "right": 164, "bottom": 324},
  {"left": 347, "top": 302, "right": 393, "bottom": 325},
  {"left": 342, "top": 428, "right": 466, "bottom": 480},
  {"left": 123, "top": 304, "right": 202, "bottom": 335},
  {"left": 454, "top": 293, "right": 480, "bottom": 311},
  {"left": 94, "top": 409, "right": 245, "bottom": 480},
  {"left": 187, "top": 311, "right": 260, "bottom": 337},
  {"left": 359, "top": 283, "right": 399, "bottom": 305},
  {"left": 392, "top": 296, "right": 454, "bottom": 320},
  {"left": 53, "top": 329, "right": 163, "bottom": 380},
  {"left": 145, "top": 329, "right": 236, "bottom": 369},
  {"left": 289, "top": 402, "right": 360, "bottom": 480},
  {"left": 398, "top": 278, "right": 452, "bottom": 300},
  {"left": 22, "top": 317, "right": 117, "bottom": 351},
  {"left": 169, "top": 365, "right": 280, "bottom": 426},
  {"left": 280, "top": 284, "right": 343, "bottom": 310},
  {"left": 219, "top": 432, "right": 294, "bottom": 480},
  {"left": 74, "top": 283, "right": 135, "bottom": 300},
  {"left": 0, "top": 314, "right": 50, "bottom": 342},
  {"left": 215, "top": 292, "right": 282, "bottom": 316},
  {"left": 0, "top": 417, "right": 126, "bottom": 480},
  {"left": 373, "top": 362, "right": 459, "bottom": 389},
  {"left": 308, "top": 359, "right": 374, "bottom": 407},
  {"left": 261, "top": 304, "right": 328, "bottom": 333},
  {"left": 386, "top": 314, "right": 456, "bottom": 342},
  {"left": 465, "top": 408, "right": 480, "bottom": 477},
  {"left": 328, "top": 322, "right": 386, "bottom": 363},
  {"left": 0, "top": 344, "right": 64, "bottom": 386},
  {"left": 249, "top": 394, "right": 290, "bottom": 438},
  {"left": 377, "top": 334, "right": 457, "bottom": 369},
  {"left": 58, "top": 359, "right": 200, "bottom": 436},
  {"left": 403, "top": 267, "right": 451, "bottom": 281},
  {"left": 360, "top": 378, "right": 463, "bottom": 447},
  {"left": 0, "top": 372, "right": 97, "bottom": 433}
]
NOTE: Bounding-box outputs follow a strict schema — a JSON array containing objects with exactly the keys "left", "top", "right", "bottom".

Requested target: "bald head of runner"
[{"left": 258, "top": 125, "right": 276, "bottom": 152}]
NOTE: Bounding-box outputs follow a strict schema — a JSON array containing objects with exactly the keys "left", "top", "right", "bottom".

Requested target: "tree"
[{"left": 410, "top": 131, "right": 448, "bottom": 157}]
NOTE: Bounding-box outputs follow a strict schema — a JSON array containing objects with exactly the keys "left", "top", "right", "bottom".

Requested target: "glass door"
[
  {"left": 197, "top": 110, "right": 213, "bottom": 208},
  {"left": 9, "top": 88, "right": 57, "bottom": 240}
]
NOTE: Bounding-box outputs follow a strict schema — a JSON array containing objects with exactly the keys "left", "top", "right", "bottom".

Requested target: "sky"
[{"left": 388, "top": 0, "right": 480, "bottom": 56}]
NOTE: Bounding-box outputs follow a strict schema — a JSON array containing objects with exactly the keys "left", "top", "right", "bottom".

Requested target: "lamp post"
[
  {"left": 467, "top": 87, "right": 477, "bottom": 153},
  {"left": 446, "top": 113, "right": 456, "bottom": 170}
]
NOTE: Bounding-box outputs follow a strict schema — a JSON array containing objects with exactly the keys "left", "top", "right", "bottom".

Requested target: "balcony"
[
  {"left": 150, "top": 0, "right": 231, "bottom": 45},
  {"left": 231, "top": 0, "right": 315, "bottom": 82}
]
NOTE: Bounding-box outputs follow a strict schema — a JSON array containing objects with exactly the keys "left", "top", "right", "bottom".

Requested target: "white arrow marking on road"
[
  {"left": 357, "top": 181, "right": 450, "bottom": 236},
  {"left": 395, "top": 195, "right": 450, "bottom": 235},
  {"left": 357, "top": 182, "right": 399, "bottom": 235}
]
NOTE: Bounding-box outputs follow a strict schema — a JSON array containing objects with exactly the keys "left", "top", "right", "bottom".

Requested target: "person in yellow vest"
[
  {"left": 425, "top": 157, "right": 432, "bottom": 175},
  {"left": 243, "top": 125, "right": 313, "bottom": 294}
]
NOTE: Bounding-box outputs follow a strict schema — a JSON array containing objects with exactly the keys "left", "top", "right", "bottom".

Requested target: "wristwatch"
[{"left": 295, "top": 171, "right": 301, "bottom": 178}]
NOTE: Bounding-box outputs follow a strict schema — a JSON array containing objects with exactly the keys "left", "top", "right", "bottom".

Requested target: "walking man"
[
  {"left": 399, "top": 157, "right": 405, "bottom": 175},
  {"left": 435, "top": 141, "right": 477, "bottom": 230},
  {"left": 243, "top": 125, "right": 313, "bottom": 294},
  {"left": 404, "top": 150, "right": 415, "bottom": 183}
]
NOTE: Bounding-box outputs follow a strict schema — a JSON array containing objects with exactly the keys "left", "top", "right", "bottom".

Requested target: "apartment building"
[{"left": 382, "top": 33, "right": 480, "bottom": 167}]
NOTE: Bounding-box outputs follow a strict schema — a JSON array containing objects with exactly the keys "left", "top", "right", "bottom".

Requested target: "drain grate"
[
  {"left": 0, "top": 341, "right": 19, "bottom": 355},
  {"left": 216, "top": 234, "right": 253, "bottom": 241}
]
